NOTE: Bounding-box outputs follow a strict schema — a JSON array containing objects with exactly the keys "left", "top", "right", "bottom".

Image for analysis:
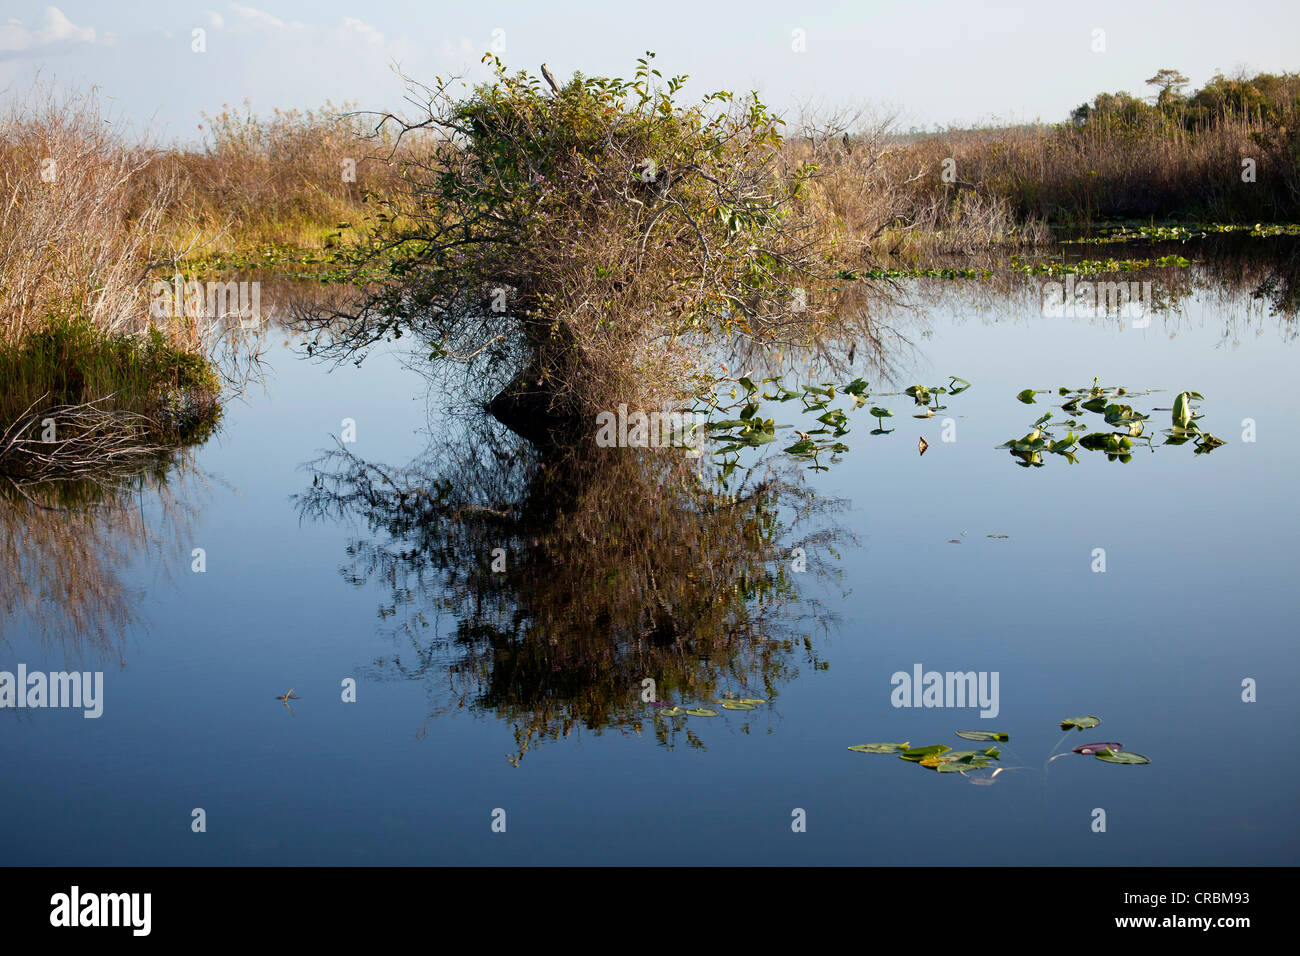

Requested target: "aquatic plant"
[
  {"left": 850, "top": 714, "right": 1152, "bottom": 782},
  {"left": 998, "top": 379, "right": 1225, "bottom": 466}
]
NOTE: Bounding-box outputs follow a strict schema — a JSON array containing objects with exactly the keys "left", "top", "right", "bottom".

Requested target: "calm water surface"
[{"left": 3, "top": 261, "right": 1297, "bottom": 865}]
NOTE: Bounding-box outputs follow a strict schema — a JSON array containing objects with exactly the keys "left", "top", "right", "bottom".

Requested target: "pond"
[{"left": 2, "top": 244, "right": 1297, "bottom": 865}]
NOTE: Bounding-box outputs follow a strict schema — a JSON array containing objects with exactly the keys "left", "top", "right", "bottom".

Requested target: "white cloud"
[
  {"left": 227, "top": 4, "right": 290, "bottom": 31},
  {"left": 340, "top": 17, "right": 383, "bottom": 47},
  {"left": 439, "top": 36, "right": 478, "bottom": 62},
  {"left": 0, "top": 6, "right": 104, "bottom": 58},
  {"left": 39, "top": 6, "right": 94, "bottom": 43}
]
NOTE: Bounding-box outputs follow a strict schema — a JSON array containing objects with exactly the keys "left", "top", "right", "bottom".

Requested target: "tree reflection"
[
  {"left": 0, "top": 457, "right": 204, "bottom": 664},
  {"left": 297, "top": 419, "right": 852, "bottom": 764}
]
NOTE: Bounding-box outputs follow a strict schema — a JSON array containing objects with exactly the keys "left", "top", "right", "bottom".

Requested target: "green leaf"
[
  {"left": 955, "top": 730, "right": 1009, "bottom": 742},
  {"left": 848, "top": 742, "right": 910, "bottom": 754},
  {"left": 1060, "top": 715, "right": 1101, "bottom": 731},
  {"left": 719, "top": 700, "right": 757, "bottom": 710},
  {"left": 1094, "top": 750, "right": 1151, "bottom": 765},
  {"left": 937, "top": 758, "right": 991, "bottom": 772},
  {"left": 1017, "top": 389, "right": 1037, "bottom": 404},
  {"left": 660, "top": 706, "right": 685, "bottom": 717},
  {"left": 684, "top": 707, "right": 718, "bottom": 717},
  {"left": 898, "top": 744, "right": 951, "bottom": 762}
]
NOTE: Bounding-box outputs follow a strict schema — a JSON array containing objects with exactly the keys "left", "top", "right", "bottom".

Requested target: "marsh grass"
[{"left": 0, "top": 317, "right": 222, "bottom": 483}]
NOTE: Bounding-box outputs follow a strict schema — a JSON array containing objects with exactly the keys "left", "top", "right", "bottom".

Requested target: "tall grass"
[
  {"left": 157, "top": 101, "right": 403, "bottom": 252},
  {"left": 909, "top": 114, "right": 1299, "bottom": 224},
  {"left": 785, "top": 86, "right": 1299, "bottom": 269},
  {"left": 0, "top": 86, "right": 200, "bottom": 346},
  {"left": 0, "top": 85, "right": 224, "bottom": 480}
]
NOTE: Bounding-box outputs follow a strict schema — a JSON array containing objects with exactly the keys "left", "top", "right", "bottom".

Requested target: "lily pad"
[
  {"left": 684, "top": 708, "right": 718, "bottom": 717},
  {"left": 898, "top": 744, "right": 951, "bottom": 762},
  {"left": 1073, "top": 741, "right": 1123, "bottom": 754},
  {"left": 937, "top": 758, "right": 992, "bottom": 773},
  {"left": 1060, "top": 715, "right": 1101, "bottom": 731},
  {"left": 719, "top": 701, "right": 756, "bottom": 710},
  {"left": 1094, "top": 750, "right": 1150, "bottom": 765},
  {"left": 660, "top": 706, "right": 685, "bottom": 717},
  {"left": 848, "top": 742, "right": 910, "bottom": 754},
  {"left": 955, "top": 730, "right": 1009, "bottom": 742}
]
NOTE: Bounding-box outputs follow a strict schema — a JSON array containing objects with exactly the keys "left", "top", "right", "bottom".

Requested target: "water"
[{"left": 3, "top": 255, "right": 1297, "bottom": 865}]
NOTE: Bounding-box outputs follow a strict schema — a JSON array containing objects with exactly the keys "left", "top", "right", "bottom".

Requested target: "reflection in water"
[
  {"left": 297, "top": 418, "right": 853, "bottom": 763},
  {"left": 896, "top": 236, "right": 1300, "bottom": 340},
  {"left": 0, "top": 457, "right": 205, "bottom": 663}
]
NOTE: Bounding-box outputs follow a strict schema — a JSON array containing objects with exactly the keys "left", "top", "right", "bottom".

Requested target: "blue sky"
[{"left": 2, "top": 1, "right": 1297, "bottom": 142}]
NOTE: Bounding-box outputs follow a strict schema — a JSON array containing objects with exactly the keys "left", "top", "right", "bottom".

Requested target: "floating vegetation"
[
  {"left": 852, "top": 717, "right": 1151, "bottom": 782},
  {"left": 852, "top": 740, "right": 1002, "bottom": 775},
  {"left": 1093, "top": 750, "right": 1151, "bottom": 765},
  {"left": 1060, "top": 222, "right": 1300, "bottom": 246},
  {"left": 1009, "top": 255, "right": 1192, "bottom": 275},
  {"left": 1073, "top": 741, "right": 1122, "bottom": 754},
  {"left": 998, "top": 379, "right": 1225, "bottom": 467},
  {"left": 1059, "top": 715, "right": 1101, "bottom": 731},
  {"left": 838, "top": 267, "right": 994, "bottom": 281},
  {"left": 657, "top": 695, "right": 768, "bottom": 720},
  {"left": 695, "top": 374, "right": 970, "bottom": 473}
]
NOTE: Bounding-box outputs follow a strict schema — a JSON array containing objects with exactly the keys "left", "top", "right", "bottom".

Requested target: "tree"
[
  {"left": 1145, "top": 69, "right": 1190, "bottom": 108},
  {"left": 306, "top": 54, "right": 837, "bottom": 444}
]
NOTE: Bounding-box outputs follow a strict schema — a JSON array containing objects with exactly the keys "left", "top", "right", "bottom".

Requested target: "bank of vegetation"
[{"left": 1, "top": 65, "right": 1295, "bottom": 471}]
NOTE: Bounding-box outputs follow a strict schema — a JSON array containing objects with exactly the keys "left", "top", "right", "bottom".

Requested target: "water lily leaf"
[
  {"left": 848, "top": 742, "right": 910, "bottom": 754},
  {"left": 899, "top": 744, "right": 951, "bottom": 762},
  {"left": 660, "top": 706, "right": 685, "bottom": 717},
  {"left": 937, "top": 758, "right": 991, "bottom": 772},
  {"left": 1094, "top": 750, "right": 1150, "bottom": 765},
  {"left": 868, "top": 406, "right": 893, "bottom": 418},
  {"left": 684, "top": 708, "right": 718, "bottom": 717},
  {"left": 1060, "top": 715, "right": 1101, "bottom": 731},
  {"left": 1017, "top": 389, "right": 1037, "bottom": 404},
  {"left": 1073, "top": 741, "right": 1123, "bottom": 754},
  {"left": 1172, "top": 391, "right": 1193, "bottom": 429},
  {"left": 738, "top": 697, "right": 767, "bottom": 704},
  {"left": 955, "top": 730, "right": 1009, "bottom": 742},
  {"left": 720, "top": 701, "right": 756, "bottom": 710}
]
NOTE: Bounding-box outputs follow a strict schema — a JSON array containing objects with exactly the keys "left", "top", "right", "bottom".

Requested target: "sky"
[{"left": 1, "top": 0, "right": 1297, "bottom": 143}]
